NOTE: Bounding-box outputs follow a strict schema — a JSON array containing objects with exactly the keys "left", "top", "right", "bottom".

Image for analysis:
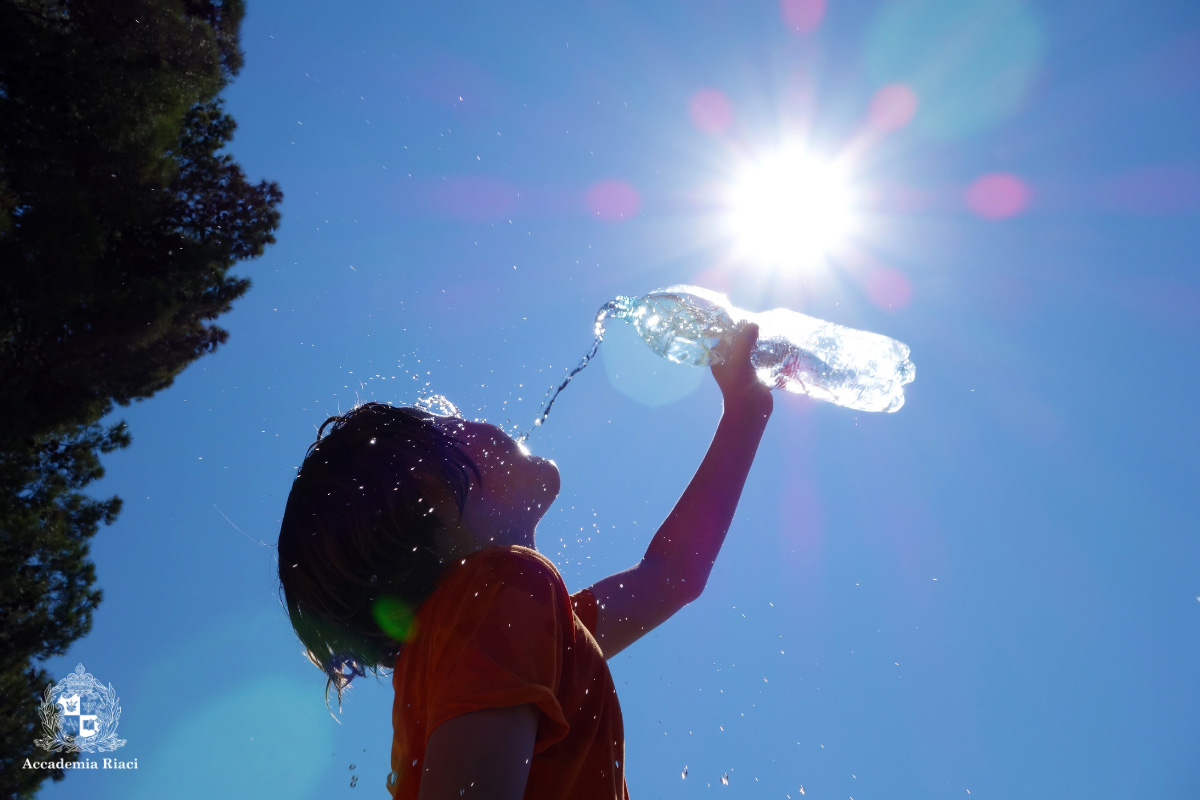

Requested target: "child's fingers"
[
  {"left": 734, "top": 322, "right": 760, "bottom": 363},
  {"left": 712, "top": 323, "right": 758, "bottom": 369}
]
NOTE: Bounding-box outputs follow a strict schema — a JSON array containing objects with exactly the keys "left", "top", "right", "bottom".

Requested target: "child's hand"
[{"left": 712, "top": 323, "right": 773, "bottom": 420}]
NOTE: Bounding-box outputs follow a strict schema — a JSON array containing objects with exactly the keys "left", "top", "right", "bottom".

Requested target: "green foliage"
[{"left": 0, "top": 0, "right": 279, "bottom": 795}]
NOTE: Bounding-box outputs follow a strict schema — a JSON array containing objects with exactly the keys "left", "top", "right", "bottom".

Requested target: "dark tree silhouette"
[{"left": 0, "top": 1, "right": 281, "bottom": 794}]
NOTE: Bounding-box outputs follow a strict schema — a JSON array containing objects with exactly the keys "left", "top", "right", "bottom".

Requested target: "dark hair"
[{"left": 277, "top": 402, "right": 480, "bottom": 705}]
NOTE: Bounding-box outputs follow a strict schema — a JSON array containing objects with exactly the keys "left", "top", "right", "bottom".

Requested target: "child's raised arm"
[{"left": 586, "top": 324, "right": 774, "bottom": 658}]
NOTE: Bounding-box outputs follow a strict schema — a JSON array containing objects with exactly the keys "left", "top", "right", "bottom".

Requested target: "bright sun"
[{"left": 723, "top": 146, "right": 856, "bottom": 269}]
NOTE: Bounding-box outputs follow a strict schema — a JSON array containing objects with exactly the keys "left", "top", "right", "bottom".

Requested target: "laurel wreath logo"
[{"left": 34, "top": 664, "right": 126, "bottom": 753}]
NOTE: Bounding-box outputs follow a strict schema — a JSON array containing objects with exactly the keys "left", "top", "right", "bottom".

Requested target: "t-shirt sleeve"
[
  {"left": 425, "top": 555, "right": 571, "bottom": 754},
  {"left": 570, "top": 587, "right": 599, "bottom": 637}
]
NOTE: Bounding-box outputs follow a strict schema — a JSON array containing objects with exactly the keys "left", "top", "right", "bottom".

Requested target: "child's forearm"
[
  {"left": 642, "top": 401, "right": 771, "bottom": 602},
  {"left": 585, "top": 327, "right": 770, "bottom": 658}
]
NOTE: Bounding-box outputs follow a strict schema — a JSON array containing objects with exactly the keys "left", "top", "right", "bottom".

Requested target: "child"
[{"left": 278, "top": 325, "right": 772, "bottom": 799}]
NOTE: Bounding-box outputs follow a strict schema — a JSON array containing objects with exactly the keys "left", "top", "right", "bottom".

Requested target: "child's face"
[{"left": 433, "top": 416, "right": 560, "bottom": 548}]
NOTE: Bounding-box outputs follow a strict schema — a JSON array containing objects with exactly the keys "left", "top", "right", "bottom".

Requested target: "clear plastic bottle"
[{"left": 606, "top": 284, "right": 916, "bottom": 412}]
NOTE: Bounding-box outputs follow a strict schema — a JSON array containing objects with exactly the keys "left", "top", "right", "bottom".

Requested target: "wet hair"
[{"left": 277, "top": 402, "right": 480, "bottom": 705}]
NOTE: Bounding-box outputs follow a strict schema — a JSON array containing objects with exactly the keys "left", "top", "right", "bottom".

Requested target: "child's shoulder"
[
  {"left": 445, "top": 545, "right": 565, "bottom": 595},
  {"left": 425, "top": 546, "right": 573, "bottom": 636}
]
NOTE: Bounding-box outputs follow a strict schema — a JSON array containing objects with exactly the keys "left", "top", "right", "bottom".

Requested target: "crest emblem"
[{"left": 35, "top": 664, "right": 126, "bottom": 753}]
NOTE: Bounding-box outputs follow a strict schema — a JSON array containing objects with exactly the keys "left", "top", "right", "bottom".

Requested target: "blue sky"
[{"left": 38, "top": 0, "right": 1200, "bottom": 798}]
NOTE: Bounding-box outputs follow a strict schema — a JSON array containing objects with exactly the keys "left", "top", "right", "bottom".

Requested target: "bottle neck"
[
  {"left": 605, "top": 295, "right": 636, "bottom": 319},
  {"left": 594, "top": 296, "right": 635, "bottom": 335}
]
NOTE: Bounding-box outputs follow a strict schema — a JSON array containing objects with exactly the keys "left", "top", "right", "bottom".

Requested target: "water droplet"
[
  {"left": 386, "top": 771, "right": 399, "bottom": 789},
  {"left": 349, "top": 763, "right": 356, "bottom": 770},
  {"left": 721, "top": 773, "right": 730, "bottom": 785},
  {"left": 412, "top": 759, "right": 418, "bottom": 766},
  {"left": 681, "top": 766, "right": 688, "bottom": 779},
  {"left": 799, "top": 785, "right": 805, "bottom": 795},
  {"left": 369, "top": 575, "right": 377, "bottom": 584}
]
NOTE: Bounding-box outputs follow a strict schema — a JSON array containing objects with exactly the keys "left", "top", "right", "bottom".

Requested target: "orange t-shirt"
[{"left": 388, "top": 545, "right": 628, "bottom": 799}]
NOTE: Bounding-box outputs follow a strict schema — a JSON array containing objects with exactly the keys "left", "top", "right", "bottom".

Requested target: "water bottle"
[{"left": 605, "top": 285, "right": 916, "bottom": 412}]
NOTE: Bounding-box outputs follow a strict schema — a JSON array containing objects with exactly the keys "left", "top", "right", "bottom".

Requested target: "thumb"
[{"left": 735, "top": 322, "right": 760, "bottom": 361}]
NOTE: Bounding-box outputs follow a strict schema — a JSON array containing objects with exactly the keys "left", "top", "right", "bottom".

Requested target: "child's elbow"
[{"left": 677, "top": 575, "right": 706, "bottom": 607}]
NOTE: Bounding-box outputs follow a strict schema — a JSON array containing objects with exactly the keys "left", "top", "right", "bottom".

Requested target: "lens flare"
[
  {"left": 966, "top": 173, "right": 1032, "bottom": 219},
  {"left": 373, "top": 596, "right": 417, "bottom": 642},
  {"left": 865, "top": 266, "right": 914, "bottom": 311},
  {"left": 780, "top": 0, "right": 826, "bottom": 34},
  {"left": 585, "top": 179, "right": 641, "bottom": 221},
  {"left": 723, "top": 146, "right": 856, "bottom": 269},
  {"left": 689, "top": 88, "right": 734, "bottom": 134},
  {"left": 868, "top": 84, "right": 919, "bottom": 132}
]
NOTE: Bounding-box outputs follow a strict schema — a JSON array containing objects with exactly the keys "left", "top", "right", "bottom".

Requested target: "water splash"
[
  {"left": 518, "top": 299, "right": 625, "bottom": 442},
  {"left": 415, "top": 394, "right": 462, "bottom": 417}
]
